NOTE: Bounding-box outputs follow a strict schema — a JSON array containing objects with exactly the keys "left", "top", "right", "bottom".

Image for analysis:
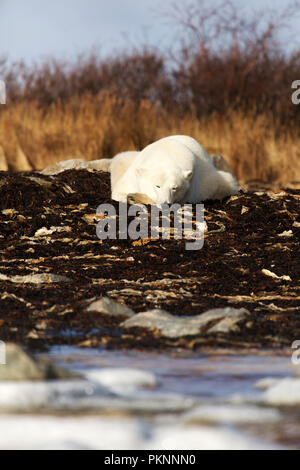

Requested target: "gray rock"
[
  {"left": 41, "top": 159, "right": 88, "bottom": 175},
  {"left": 40, "top": 158, "right": 111, "bottom": 175},
  {"left": 207, "top": 314, "right": 247, "bottom": 333},
  {"left": 85, "top": 368, "right": 157, "bottom": 392},
  {"left": 86, "top": 159, "right": 111, "bottom": 172},
  {"left": 0, "top": 273, "right": 71, "bottom": 284},
  {"left": 34, "top": 226, "right": 72, "bottom": 237},
  {"left": 0, "top": 381, "right": 193, "bottom": 414},
  {"left": 182, "top": 404, "right": 280, "bottom": 425},
  {"left": 258, "top": 378, "right": 300, "bottom": 406},
  {"left": 0, "top": 343, "right": 78, "bottom": 381},
  {"left": 87, "top": 296, "right": 135, "bottom": 318},
  {"left": 121, "top": 307, "right": 249, "bottom": 338}
]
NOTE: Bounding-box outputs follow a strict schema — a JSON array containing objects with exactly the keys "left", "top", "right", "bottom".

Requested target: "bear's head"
[{"left": 135, "top": 167, "right": 193, "bottom": 205}]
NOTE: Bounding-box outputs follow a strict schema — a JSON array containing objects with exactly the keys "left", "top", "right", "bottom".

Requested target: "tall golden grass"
[
  {"left": 1, "top": 0, "right": 300, "bottom": 184},
  {"left": 0, "top": 92, "right": 299, "bottom": 184}
]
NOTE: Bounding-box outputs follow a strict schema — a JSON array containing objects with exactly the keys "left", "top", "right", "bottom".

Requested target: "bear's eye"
[
  {"left": 156, "top": 185, "right": 160, "bottom": 189},
  {"left": 172, "top": 187, "right": 177, "bottom": 191}
]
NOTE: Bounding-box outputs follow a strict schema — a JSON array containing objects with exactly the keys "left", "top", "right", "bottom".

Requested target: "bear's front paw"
[
  {"left": 127, "top": 193, "right": 155, "bottom": 205},
  {"left": 112, "top": 192, "right": 128, "bottom": 203}
]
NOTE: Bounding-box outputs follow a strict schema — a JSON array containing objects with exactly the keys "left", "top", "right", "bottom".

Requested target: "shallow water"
[
  {"left": 48, "top": 347, "right": 294, "bottom": 399},
  {"left": 0, "top": 347, "right": 299, "bottom": 450},
  {"left": 43, "top": 347, "right": 300, "bottom": 449}
]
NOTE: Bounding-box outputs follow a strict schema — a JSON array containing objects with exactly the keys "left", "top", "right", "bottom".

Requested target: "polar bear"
[
  {"left": 110, "top": 151, "right": 139, "bottom": 189},
  {"left": 110, "top": 135, "right": 239, "bottom": 204}
]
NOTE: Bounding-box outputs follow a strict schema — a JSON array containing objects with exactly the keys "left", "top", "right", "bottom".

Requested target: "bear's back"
[
  {"left": 110, "top": 151, "right": 139, "bottom": 188},
  {"left": 161, "top": 135, "right": 215, "bottom": 168},
  {"left": 136, "top": 136, "right": 195, "bottom": 173}
]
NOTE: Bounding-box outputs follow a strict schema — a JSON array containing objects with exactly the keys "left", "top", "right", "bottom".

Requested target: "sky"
[
  {"left": 0, "top": 0, "right": 167, "bottom": 63},
  {"left": 1, "top": 0, "right": 300, "bottom": 64}
]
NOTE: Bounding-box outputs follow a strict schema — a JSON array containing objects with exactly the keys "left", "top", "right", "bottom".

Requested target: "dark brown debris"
[{"left": 0, "top": 169, "right": 299, "bottom": 351}]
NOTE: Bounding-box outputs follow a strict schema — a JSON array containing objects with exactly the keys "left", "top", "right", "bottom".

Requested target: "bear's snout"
[{"left": 156, "top": 188, "right": 174, "bottom": 205}]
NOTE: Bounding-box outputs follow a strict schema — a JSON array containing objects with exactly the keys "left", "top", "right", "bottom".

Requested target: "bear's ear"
[
  {"left": 183, "top": 170, "right": 193, "bottom": 180},
  {"left": 136, "top": 168, "right": 149, "bottom": 179}
]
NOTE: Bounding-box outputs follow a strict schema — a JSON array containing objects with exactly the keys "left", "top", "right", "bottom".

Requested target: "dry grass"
[
  {"left": 0, "top": 93, "right": 299, "bottom": 184},
  {"left": 1, "top": 1, "right": 300, "bottom": 184}
]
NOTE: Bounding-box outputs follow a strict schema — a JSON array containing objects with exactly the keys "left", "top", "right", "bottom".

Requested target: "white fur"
[
  {"left": 110, "top": 136, "right": 239, "bottom": 204},
  {"left": 110, "top": 151, "right": 139, "bottom": 190}
]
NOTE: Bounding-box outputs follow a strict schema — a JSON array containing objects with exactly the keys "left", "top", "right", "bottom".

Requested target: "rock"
[
  {"left": 0, "top": 415, "right": 145, "bottom": 449},
  {"left": 34, "top": 226, "right": 72, "bottom": 237},
  {"left": 41, "top": 158, "right": 111, "bottom": 175},
  {"left": 0, "top": 379, "right": 113, "bottom": 411},
  {"left": 182, "top": 404, "right": 280, "bottom": 425},
  {"left": 87, "top": 297, "right": 135, "bottom": 318},
  {"left": 0, "top": 413, "right": 279, "bottom": 450},
  {"left": 121, "top": 307, "right": 249, "bottom": 338},
  {"left": 259, "top": 378, "right": 300, "bottom": 406},
  {"left": 0, "top": 343, "right": 78, "bottom": 381},
  {"left": 254, "top": 378, "right": 282, "bottom": 390},
  {"left": 86, "top": 159, "right": 111, "bottom": 172},
  {"left": 85, "top": 368, "right": 157, "bottom": 393},
  {"left": 0, "top": 273, "right": 71, "bottom": 284},
  {"left": 147, "top": 425, "right": 279, "bottom": 450},
  {"left": 0, "top": 369, "right": 193, "bottom": 414},
  {"left": 41, "top": 159, "right": 88, "bottom": 175},
  {"left": 207, "top": 311, "right": 249, "bottom": 333}
]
